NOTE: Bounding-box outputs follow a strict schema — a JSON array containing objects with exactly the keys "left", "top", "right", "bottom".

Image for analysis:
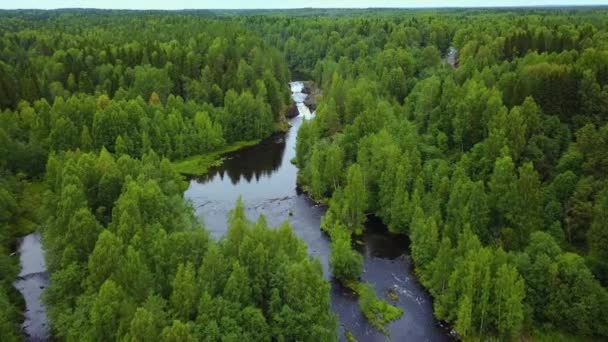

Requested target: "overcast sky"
[{"left": 1, "top": 0, "right": 607, "bottom": 10}]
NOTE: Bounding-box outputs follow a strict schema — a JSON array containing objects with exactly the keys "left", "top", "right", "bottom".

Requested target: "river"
[
  {"left": 13, "top": 232, "right": 49, "bottom": 342},
  {"left": 184, "top": 81, "right": 452, "bottom": 341}
]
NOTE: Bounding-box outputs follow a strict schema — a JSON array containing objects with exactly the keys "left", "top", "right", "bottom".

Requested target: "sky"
[{"left": 1, "top": 0, "right": 607, "bottom": 10}]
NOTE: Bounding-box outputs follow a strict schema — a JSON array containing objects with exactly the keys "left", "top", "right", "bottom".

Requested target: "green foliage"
[
  {"left": 291, "top": 8, "right": 608, "bottom": 340},
  {"left": 493, "top": 264, "right": 525, "bottom": 340},
  {"left": 329, "top": 226, "right": 363, "bottom": 282},
  {"left": 588, "top": 185, "right": 608, "bottom": 285},
  {"left": 40, "top": 149, "right": 336, "bottom": 340},
  {"left": 352, "top": 282, "right": 403, "bottom": 335},
  {"left": 341, "top": 163, "right": 368, "bottom": 233},
  {"left": 0, "top": 284, "right": 20, "bottom": 342}
]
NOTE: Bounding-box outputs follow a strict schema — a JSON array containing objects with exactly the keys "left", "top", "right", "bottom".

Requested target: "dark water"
[
  {"left": 13, "top": 232, "right": 49, "bottom": 342},
  {"left": 184, "top": 81, "right": 452, "bottom": 341}
]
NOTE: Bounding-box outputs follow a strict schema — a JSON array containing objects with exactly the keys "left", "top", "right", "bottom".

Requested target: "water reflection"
[
  {"left": 193, "top": 133, "right": 286, "bottom": 185},
  {"left": 355, "top": 216, "right": 411, "bottom": 260}
]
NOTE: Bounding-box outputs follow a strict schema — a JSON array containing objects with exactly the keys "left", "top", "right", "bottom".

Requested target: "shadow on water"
[
  {"left": 355, "top": 215, "right": 410, "bottom": 259},
  {"left": 192, "top": 132, "right": 286, "bottom": 185},
  {"left": 184, "top": 81, "right": 453, "bottom": 342}
]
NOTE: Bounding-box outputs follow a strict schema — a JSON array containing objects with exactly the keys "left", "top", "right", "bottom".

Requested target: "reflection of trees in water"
[
  {"left": 199, "top": 133, "right": 286, "bottom": 184},
  {"left": 352, "top": 215, "right": 410, "bottom": 259}
]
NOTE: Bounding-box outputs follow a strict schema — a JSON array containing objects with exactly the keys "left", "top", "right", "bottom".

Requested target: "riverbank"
[
  {"left": 172, "top": 99, "right": 303, "bottom": 177},
  {"left": 171, "top": 140, "right": 261, "bottom": 176},
  {"left": 302, "top": 81, "right": 321, "bottom": 111}
]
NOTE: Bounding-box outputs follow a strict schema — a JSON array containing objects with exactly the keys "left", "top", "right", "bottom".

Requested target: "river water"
[
  {"left": 184, "top": 81, "right": 452, "bottom": 341},
  {"left": 13, "top": 232, "right": 49, "bottom": 341}
]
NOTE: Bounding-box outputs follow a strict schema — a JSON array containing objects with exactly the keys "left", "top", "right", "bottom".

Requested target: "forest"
[{"left": 1, "top": 6, "right": 608, "bottom": 342}]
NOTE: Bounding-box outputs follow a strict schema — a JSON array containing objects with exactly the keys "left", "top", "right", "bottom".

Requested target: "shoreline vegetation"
[
  {"left": 3, "top": 180, "right": 46, "bottom": 340},
  {"left": 172, "top": 139, "right": 261, "bottom": 176},
  {"left": 294, "top": 83, "right": 404, "bottom": 336}
]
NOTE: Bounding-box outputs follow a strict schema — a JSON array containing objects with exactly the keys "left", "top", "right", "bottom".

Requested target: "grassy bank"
[{"left": 172, "top": 140, "right": 260, "bottom": 176}]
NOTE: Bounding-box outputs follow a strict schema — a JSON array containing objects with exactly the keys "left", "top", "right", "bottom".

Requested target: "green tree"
[
  {"left": 410, "top": 209, "right": 439, "bottom": 271},
  {"left": 494, "top": 264, "right": 525, "bottom": 340},
  {"left": 90, "top": 280, "right": 131, "bottom": 341},
  {"left": 170, "top": 262, "right": 199, "bottom": 321},
  {"left": 86, "top": 230, "right": 124, "bottom": 291},
  {"left": 330, "top": 227, "right": 363, "bottom": 282},
  {"left": 126, "top": 307, "right": 161, "bottom": 342},
  {"left": 588, "top": 186, "right": 608, "bottom": 284},
  {"left": 342, "top": 163, "right": 367, "bottom": 233},
  {"left": 160, "top": 320, "right": 195, "bottom": 342}
]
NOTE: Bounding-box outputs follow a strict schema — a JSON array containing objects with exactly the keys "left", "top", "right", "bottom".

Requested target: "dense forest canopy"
[
  {"left": 0, "top": 7, "right": 607, "bottom": 342},
  {"left": 286, "top": 7, "right": 608, "bottom": 341}
]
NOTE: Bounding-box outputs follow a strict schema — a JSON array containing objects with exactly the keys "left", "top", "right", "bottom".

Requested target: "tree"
[
  {"left": 330, "top": 227, "right": 363, "bottom": 282},
  {"left": 170, "top": 262, "right": 198, "bottom": 321},
  {"left": 0, "top": 288, "right": 20, "bottom": 342},
  {"left": 80, "top": 126, "right": 93, "bottom": 151},
  {"left": 323, "top": 144, "right": 344, "bottom": 192},
  {"left": 223, "top": 261, "right": 252, "bottom": 306},
  {"left": 198, "top": 244, "right": 229, "bottom": 297},
  {"left": 512, "top": 162, "right": 543, "bottom": 248},
  {"left": 115, "top": 246, "right": 154, "bottom": 303},
  {"left": 342, "top": 163, "right": 367, "bottom": 233},
  {"left": 588, "top": 186, "right": 608, "bottom": 284},
  {"left": 127, "top": 307, "right": 161, "bottom": 342},
  {"left": 223, "top": 90, "right": 273, "bottom": 142},
  {"left": 86, "top": 230, "right": 124, "bottom": 291},
  {"left": 65, "top": 207, "right": 102, "bottom": 265},
  {"left": 160, "top": 320, "right": 195, "bottom": 342},
  {"left": 455, "top": 295, "right": 473, "bottom": 338},
  {"left": 306, "top": 145, "right": 328, "bottom": 199},
  {"left": 410, "top": 209, "right": 439, "bottom": 271},
  {"left": 131, "top": 66, "right": 173, "bottom": 101},
  {"left": 488, "top": 154, "right": 517, "bottom": 246},
  {"left": 295, "top": 118, "right": 313, "bottom": 167},
  {"left": 493, "top": 264, "right": 525, "bottom": 340},
  {"left": 90, "top": 280, "right": 131, "bottom": 341},
  {"left": 192, "top": 111, "right": 224, "bottom": 154},
  {"left": 239, "top": 306, "right": 270, "bottom": 342},
  {"left": 427, "top": 237, "right": 454, "bottom": 299}
]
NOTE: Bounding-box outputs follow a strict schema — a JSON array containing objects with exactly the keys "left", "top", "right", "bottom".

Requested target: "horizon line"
[{"left": 2, "top": 5, "right": 608, "bottom": 11}]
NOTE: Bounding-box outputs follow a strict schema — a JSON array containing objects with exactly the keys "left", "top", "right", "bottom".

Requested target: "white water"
[{"left": 289, "top": 81, "right": 315, "bottom": 120}]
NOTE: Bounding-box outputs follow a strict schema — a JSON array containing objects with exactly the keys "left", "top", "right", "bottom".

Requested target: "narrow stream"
[
  {"left": 13, "top": 232, "right": 49, "bottom": 342},
  {"left": 184, "top": 81, "right": 452, "bottom": 341}
]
